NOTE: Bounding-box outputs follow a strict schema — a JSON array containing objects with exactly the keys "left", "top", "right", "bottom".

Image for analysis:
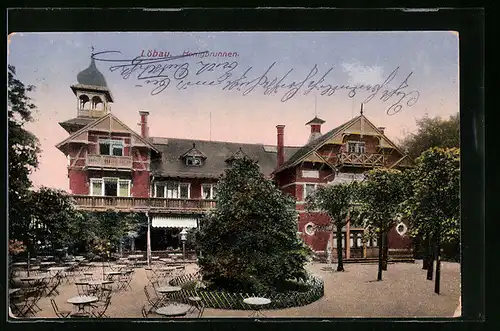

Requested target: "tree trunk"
[
  {"left": 422, "top": 235, "right": 429, "bottom": 269},
  {"left": 336, "top": 227, "right": 344, "bottom": 272},
  {"left": 382, "top": 231, "right": 389, "bottom": 271},
  {"left": 377, "top": 232, "right": 383, "bottom": 281},
  {"left": 427, "top": 235, "right": 435, "bottom": 281},
  {"left": 435, "top": 233, "right": 441, "bottom": 294}
]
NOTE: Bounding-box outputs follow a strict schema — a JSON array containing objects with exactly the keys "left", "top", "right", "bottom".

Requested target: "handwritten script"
[{"left": 92, "top": 51, "right": 420, "bottom": 115}]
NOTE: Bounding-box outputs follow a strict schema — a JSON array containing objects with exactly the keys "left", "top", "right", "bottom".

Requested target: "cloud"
[{"left": 341, "top": 61, "right": 385, "bottom": 85}]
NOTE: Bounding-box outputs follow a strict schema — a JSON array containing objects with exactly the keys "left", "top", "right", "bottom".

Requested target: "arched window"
[
  {"left": 79, "top": 95, "right": 90, "bottom": 110},
  {"left": 91, "top": 96, "right": 104, "bottom": 110}
]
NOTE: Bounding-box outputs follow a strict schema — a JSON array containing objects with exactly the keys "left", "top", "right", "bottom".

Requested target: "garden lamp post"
[{"left": 180, "top": 228, "right": 188, "bottom": 260}]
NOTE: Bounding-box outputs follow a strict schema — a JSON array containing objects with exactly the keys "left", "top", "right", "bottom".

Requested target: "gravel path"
[{"left": 28, "top": 260, "right": 460, "bottom": 319}]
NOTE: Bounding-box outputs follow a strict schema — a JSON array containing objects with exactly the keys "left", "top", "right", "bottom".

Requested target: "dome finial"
[{"left": 76, "top": 51, "right": 108, "bottom": 87}]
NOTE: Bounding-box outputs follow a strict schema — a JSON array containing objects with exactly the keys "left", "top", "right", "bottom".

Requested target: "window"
[
  {"left": 303, "top": 183, "right": 319, "bottom": 200},
  {"left": 186, "top": 157, "right": 203, "bottom": 166},
  {"left": 396, "top": 222, "right": 408, "bottom": 236},
  {"left": 155, "top": 182, "right": 166, "bottom": 198},
  {"left": 166, "top": 182, "right": 179, "bottom": 198},
  {"left": 302, "top": 170, "right": 319, "bottom": 178},
  {"left": 156, "top": 182, "right": 191, "bottom": 199},
  {"left": 304, "top": 222, "right": 315, "bottom": 236},
  {"left": 90, "top": 178, "right": 130, "bottom": 197},
  {"left": 202, "top": 184, "right": 216, "bottom": 199},
  {"left": 348, "top": 141, "right": 365, "bottom": 154},
  {"left": 180, "top": 183, "right": 189, "bottom": 199},
  {"left": 99, "top": 139, "right": 124, "bottom": 157}
]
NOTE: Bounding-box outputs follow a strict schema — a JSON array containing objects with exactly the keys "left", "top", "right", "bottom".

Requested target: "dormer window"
[
  {"left": 226, "top": 147, "right": 250, "bottom": 165},
  {"left": 186, "top": 156, "right": 203, "bottom": 166},
  {"left": 181, "top": 143, "right": 207, "bottom": 167},
  {"left": 347, "top": 141, "right": 365, "bottom": 154}
]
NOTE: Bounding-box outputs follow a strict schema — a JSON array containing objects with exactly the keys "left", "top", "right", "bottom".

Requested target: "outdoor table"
[
  {"left": 9, "top": 288, "right": 21, "bottom": 295},
  {"left": 159, "top": 267, "right": 176, "bottom": 272},
  {"left": 104, "top": 271, "right": 122, "bottom": 281},
  {"left": 86, "top": 280, "right": 113, "bottom": 294},
  {"left": 12, "top": 262, "right": 28, "bottom": 267},
  {"left": 243, "top": 297, "right": 271, "bottom": 317},
  {"left": 156, "top": 303, "right": 191, "bottom": 318},
  {"left": 157, "top": 286, "right": 182, "bottom": 304},
  {"left": 67, "top": 295, "right": 99, "bottom": 313}
]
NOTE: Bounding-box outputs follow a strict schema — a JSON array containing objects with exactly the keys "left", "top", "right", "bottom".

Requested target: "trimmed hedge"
[{"left": 167, "top": 272, "right": 324, "bottom": 310}]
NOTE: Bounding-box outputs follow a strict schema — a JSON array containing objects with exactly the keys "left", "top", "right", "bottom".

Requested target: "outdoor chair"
[
  {"left": 75, "top": 282, "right": 91, "bottom": 296},
  {"left": 97, "top": 288, "right": 113, "bottom": 302},
  {"left": 141, "top": 305, "right": 149, "bottom": 318},
  {"left": 187, "top": 296, "right": 205, "bottom": 318},
  {"left": 15, "top": 287, "right": 43, "bottom": 317},
  {"left": 143, "top": 285, "right": 161, "bottom": 313},
  {"left": 46, "top": 275, "right": 62, "bottom": 297},
  {"left": 117, "top": 271, "right": 133, "bottom": 291},
  {"left": 91, "top": 296, "right": 111, "bottom": 318},
  {"left": 50, "top": 299, "right": 71, "bottom": 318}
]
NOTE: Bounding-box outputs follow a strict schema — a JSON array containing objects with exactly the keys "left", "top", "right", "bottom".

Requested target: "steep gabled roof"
[
  {"left": 275, "top": 114, "right": 410, "bottom": 173},
  {"left": 275, "top": 116, "right": 360, "bottom": 172},
  {"left": 55, "top": 113, "right": 159, "bottom": 153}
]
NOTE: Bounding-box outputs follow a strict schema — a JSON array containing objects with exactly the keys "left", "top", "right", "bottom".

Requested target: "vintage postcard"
[{"left": 8, "top": 31, "right": 460, "bottom": 319}]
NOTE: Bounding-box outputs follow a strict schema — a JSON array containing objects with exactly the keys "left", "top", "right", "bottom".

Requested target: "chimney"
[
  {"left": 378, "top": 127, "right": 386, "bottom": 135},
  {"left": 305, "top": 116, "right": 326, "bottom": 143},
  {"left": 276, "top": 125, "right": 285, "bottom": 168},
  {"left": 139, "top": 111, "right": 150, "bottom": 138}
]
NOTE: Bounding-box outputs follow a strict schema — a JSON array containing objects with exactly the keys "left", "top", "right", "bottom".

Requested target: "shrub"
[{"left": 196, "top": 157, "right": 311, "bottom": 293}]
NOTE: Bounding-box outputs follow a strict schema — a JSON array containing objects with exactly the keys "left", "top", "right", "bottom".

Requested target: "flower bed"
[{"left": 168, "top": 272, "right": 324, "bottom": 310}]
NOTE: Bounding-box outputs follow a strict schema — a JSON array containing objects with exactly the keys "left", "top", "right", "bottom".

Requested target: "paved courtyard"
[{"left": 29, "top": 260, "right": 460, "bottom": 319}]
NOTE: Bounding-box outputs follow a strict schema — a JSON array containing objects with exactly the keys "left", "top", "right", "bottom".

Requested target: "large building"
[{"left": 56, "top": 58, "right": 414, "bottom": 259}]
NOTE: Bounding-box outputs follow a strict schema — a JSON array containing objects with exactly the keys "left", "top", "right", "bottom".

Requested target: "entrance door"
[{"left": 104, "top": 179, "right": 118, "bottom": 196}]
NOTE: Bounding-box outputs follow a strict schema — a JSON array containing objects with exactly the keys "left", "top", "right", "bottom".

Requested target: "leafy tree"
[
  {"left": 28, "top": 187, "right": 85, "bottom": 254},
  {"left": 86, "top": 210, "right": 144, "bottom": 254},
  {"left": 305, "top": 181, "right": 359, "bottom": 272},
  {"left": 356, "top": 168, "right": 407, "bottom": 281},
  {"left": 8, "top": 65, "right": 41, "bottom": 248},
  {"left": 196, "top": 157, "right": 311, "bottom": 293},
  {"left": 403, "top": 148, "right": 460, "bottom": 294},
  {"left": 399, "top": 114, "right": 459, "bottom": 161}
]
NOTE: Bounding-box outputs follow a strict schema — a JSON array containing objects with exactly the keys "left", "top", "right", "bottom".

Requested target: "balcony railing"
[
  {"left": 86, "top": 155, "right": 133, "bottom": 169},
  {"left": 337, "top": 152, "right": 385, "bottom": 167},
  {"left": 71, "top": 196, "right": 216, "bottom": 213}
]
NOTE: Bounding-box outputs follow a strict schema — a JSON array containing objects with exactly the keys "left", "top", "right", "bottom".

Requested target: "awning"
[{"left": 152, "top": 216, "right": 198, "bottom": 229}]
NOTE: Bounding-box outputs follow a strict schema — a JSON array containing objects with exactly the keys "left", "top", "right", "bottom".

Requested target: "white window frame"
[
  {"left": 303, "top": 183, "right": 320, "bottom": 201},
  {"left": 347, "top": 141, "right": 366, "bottom": 154},
  {"left": 99, "top": 139, "right": 124, "bottom": 156},
  {"left": 201, "top": 184, "right": 216, "bottom": 199},
  {"left": 302, "top": 170, "right": 320, "bottom": 178},
  {"left": 90, "top": 177, "right": 131, "bottom": 197},
  {"left": 154, "top": 181, "right": 191, "bottom": 199}
]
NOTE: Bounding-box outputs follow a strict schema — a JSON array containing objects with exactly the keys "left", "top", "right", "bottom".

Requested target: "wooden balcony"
[
  {"left": 71, "top": 195, "right": 216, "bottom": 213},
  {"left": 86, "top": 155, "right": 133, "bottom": 170},
  {"left": 337, "top": 152, "right": 385, "bottom": 167}
]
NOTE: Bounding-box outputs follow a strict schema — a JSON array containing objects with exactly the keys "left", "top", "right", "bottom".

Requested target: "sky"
[{"left": 8, "top": 31, "right": 459, "bottom": 191}]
